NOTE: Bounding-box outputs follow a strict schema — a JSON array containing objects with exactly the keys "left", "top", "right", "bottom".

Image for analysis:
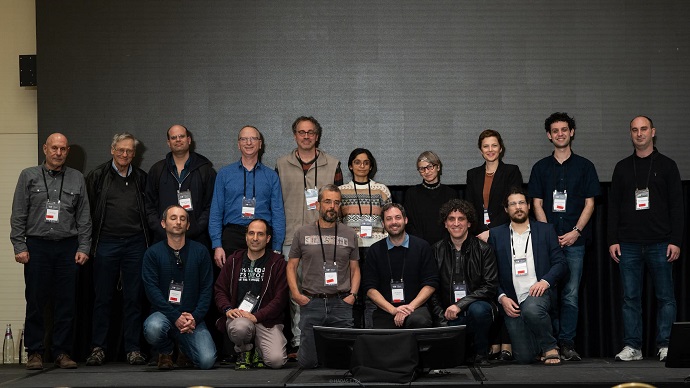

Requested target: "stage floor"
[{"left": 0, "top": 359, "right": 688, "bottom": 387}]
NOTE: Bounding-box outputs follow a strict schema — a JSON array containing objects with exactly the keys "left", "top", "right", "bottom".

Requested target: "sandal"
[{"left": 543, "top": 353, "right": 562, "bottom": 366}]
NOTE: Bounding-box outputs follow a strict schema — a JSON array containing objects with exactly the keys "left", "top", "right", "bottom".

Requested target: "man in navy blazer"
[{"left": 488, "top": 187, "right": 568, "bottom": 365}]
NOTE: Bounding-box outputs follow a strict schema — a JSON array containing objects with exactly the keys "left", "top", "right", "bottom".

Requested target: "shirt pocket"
[{"left": 61, "top": 185, "right": 82, "bottom": 210}]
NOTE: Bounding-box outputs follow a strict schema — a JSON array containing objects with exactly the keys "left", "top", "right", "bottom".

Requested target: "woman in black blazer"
[
  {"left": 465, "top": 129, "right": 523, "bottom": 362},
  {"left": 465, "top": 129, "right": 523, "bottom": 241}
]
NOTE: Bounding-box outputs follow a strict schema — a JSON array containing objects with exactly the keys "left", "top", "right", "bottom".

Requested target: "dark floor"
[{"left": 0, "top": 359, "right": 688, "bottom": 387}]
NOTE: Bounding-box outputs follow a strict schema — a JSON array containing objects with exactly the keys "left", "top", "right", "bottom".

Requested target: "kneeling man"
[
  {"left": 142, "top": 205, "right": 216, "bottom": 370},
  {"left": 430, "top": 199, "right": 498, "bottom": 366},
  {"left": 488, "top": 188, "right": 567, "bottom": 365},
  {"left": 363, "top": 203, "right": 439, "bottom": 329},
  {"left": 214, "top": 219, "right": 288, "bottom": 370}
]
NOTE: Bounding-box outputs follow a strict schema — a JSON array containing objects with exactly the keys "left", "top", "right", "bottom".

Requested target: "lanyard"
[
  {"left": 243, "top": 165, "right": 257, "bottom": 199},
  {"left": 353, "top": 180, "right": 373, "bottom": 217},
  {"left": 169, "top": 246, "right": 186, "bottom": 280},
  {"left": 632, "top": 152, "right": 655, "bottom": 190},
  {"left": 297, "top": 151, "right": 318, "bottom": 190},
  {"left": 41, "top": 168, "right": 65, "bottom": 203},
  {"left": 551, "top": 156, "right": 568, "bottom": 192},
  {"left": 510, "top": 229, "right": 531, "bottom": 258},
  {"left": 386, "top": 246, "right": 407, "bottom": 283},
  {"left": 316, "top": 221, "right": 337, "bottom": 265}
]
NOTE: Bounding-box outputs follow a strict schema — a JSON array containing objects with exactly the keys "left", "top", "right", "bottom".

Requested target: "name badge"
[
  {"left": 552, "top": 190, "right": 567, "bottom": 212},
  {"left": 241, "top": 197, "right": 256, "bottom": 219},
  {"left": 483, "top": 209, "right": 490, "bottom": 225},
  {"left": 360, "top": 219, "right": 373, "bottom": 238},
  {"left": 514, "top": 257, "right": 528, "bottom": 277},
  {"left": 305, "top": 188, "right": 318, "bottom": 210},
  {"left": 324, "top": 262, "right": 338, "bottom": 286},
  {"left": 45, "top": 201, "right": 60, "bottom": 223},
  {"left": 635, "top": 188, "right": 650, "bottom": 210},
  {"left": 238, "top": 291, "right": 259, "bottom": 313},
  {"left": 177, "top": 190, "right": 193, "bottom": 211},
  {"left": 168, "top": 281, "right": 184, "bottom": 304},
  {"left": 453, "top": 282, "right": 467, "bottom": 302},
  {"left": 391, "top": 281, "right": 405, "bottom": 304}
]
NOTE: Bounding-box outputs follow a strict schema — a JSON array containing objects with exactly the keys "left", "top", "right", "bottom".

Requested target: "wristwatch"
[{"left": 572, "top": 226, "right": 582, "bottom": 235}]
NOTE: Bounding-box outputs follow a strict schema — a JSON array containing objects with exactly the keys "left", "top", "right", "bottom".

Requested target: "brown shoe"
[
  {"left": 176, "top": 351, "right": 194, "bottom": 368},
  {"left": 157, "top": 353, "right": 174, "bottom": 370},
  {"left": 55, "top": 353, "right": 78, "bottom": 369},
  {"left": 26, "top": 353, "right": 43, "bottom": 370}
]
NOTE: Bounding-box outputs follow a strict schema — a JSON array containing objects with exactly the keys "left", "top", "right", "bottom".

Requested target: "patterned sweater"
[{"left": 339, "top": 180, "right": 392, "bottom": 248}]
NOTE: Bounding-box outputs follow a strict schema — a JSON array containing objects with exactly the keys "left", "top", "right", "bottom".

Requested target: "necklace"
[{"left": 422, "top": 180, "right": 441, "bottom": 190}]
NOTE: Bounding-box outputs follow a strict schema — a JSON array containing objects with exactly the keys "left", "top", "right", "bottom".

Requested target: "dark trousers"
[
  {"left": 24, "top": 236, "right": 79, "bottom": 357},
  {"left": 91, "top": 234, "right": 147, "bottom": 353},
  {"left": 372, "top": 305, "right": 432, "bottom": 329}
]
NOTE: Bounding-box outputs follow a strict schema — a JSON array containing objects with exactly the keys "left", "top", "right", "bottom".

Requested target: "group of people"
[{"left": 9, "top": 113, "right": 683, "bottom": 371}]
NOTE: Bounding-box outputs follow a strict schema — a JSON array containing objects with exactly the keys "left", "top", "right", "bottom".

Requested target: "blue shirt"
[
  {"left": 208, "top": 160, "right": 286, "bottom": 251},
  {"left": 528, "top": 152, "right": 600, "bottom": 245}
]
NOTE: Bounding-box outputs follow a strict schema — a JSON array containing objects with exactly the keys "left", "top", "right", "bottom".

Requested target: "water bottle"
[
  {"left": 18, "top": 327, "right": 27, "bottom": 364},
  {"left": 3, "top": 324, "right": 14, "bottom": 364}
]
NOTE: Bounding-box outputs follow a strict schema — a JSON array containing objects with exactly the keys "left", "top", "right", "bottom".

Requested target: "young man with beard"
[
  {"left": 362, "top": 203, "right": 439, "bottom": 329},
  {"left": 214, "top": 219, "right": 288, "bottom": 370},
  {"left": 286, "top": 184, "right": 359, "bottom": 368},
  {"left": 429, "top": 199, "right": 498, "bottom": 367},
  {"left": 488, "top": 187, "right": 568, "bottom": 365}
]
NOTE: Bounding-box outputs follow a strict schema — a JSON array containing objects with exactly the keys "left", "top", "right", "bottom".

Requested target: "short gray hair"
[{"left": 111, "top": 132, "right": 140, "bottom": 149}]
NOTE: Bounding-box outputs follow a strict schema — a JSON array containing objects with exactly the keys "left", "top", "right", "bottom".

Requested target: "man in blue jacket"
[
  {"left": 142, "top": 205, "right": 216, "bottom": 370},
  {"left": 488, "top": 187, "right": 568, "bottom": 365}
]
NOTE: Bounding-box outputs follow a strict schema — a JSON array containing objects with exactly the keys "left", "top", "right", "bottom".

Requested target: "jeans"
[
  {"left": 91, "top": 234, "right": 147, "bottom": 353},
  {"left": 504, "top": 291, "right": 557, "bottom": 364},
  {"left": 24, "top": 237, "right": 79, "bottom": 357},
  {"left": 557, "top": 244, "right": 585, "bottom": 347},
  {"left": 448, "top": 301, "right": 493, "bottom": 356},
  {"left": 143, "top": 311, "right": 217, "bottom": 369},
  {"left": 619, "top": 242, "right": 676, "bottom": 349},
  {"left": 297, "top": 296, "right": 354, "bottom": 368},
  {"left": 283, "top": 243, "right": 301, "bottom": 347}
]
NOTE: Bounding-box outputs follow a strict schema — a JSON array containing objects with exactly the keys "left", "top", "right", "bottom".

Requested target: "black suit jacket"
[{"left": 465, "top": 161, "right": 523, "bottom": 234}]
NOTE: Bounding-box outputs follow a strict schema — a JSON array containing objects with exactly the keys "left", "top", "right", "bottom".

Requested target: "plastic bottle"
[
  {"left": 18, "top": 326, "right": 27, "bottom": 364},
  {"left": 3, "top": 324, "right": 14, "bottom": 364}
]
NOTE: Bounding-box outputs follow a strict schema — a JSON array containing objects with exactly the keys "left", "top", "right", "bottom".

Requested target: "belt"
[{"left": 303, "top": 291, "right": 349, "bottom": 299}]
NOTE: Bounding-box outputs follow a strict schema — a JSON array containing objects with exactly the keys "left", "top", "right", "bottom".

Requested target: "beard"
[
  {"left": 321, "top": 209, "right": 338, "bottom": 223},
  {"left": 510, "top": 210, "right": 528, "bottom": 224},
  {"left": 385, "top": 223, "right": 404, "bottom": 238}
]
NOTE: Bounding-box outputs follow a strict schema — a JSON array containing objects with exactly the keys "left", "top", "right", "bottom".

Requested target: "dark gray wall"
[{"left": 37, "top": 1, "right": 690, "bottom": 183}]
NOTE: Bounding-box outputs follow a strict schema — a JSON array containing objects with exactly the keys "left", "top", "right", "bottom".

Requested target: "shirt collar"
[
  {"left": 111, "top": 160, "right": 132, "bottom": 177},
  {"left": 386, "top": 233, "right": 410, "bottom": 249}
]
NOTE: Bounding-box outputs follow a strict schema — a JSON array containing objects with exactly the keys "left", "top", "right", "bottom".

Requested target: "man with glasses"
[
  {"left": 528, "top": 112, "right": 600, "bottom": 361},
  {"left": 84, "top": 132, "right": 153, "bottom": 366},
  {"left": 145, "top": 124, "right": 216, "bottom": 250},
  {"left": 275, "top": 116, "right": 343, "bottom": 359},
  {"left": 286, "top": 185, "right": 359, "bottom": 368},
  {"left": 209, "top": 125, "right": 285, "bottom": 269},
  {"left": 11, "top": 133, "right": 91, "bottom": 370},
  {"left": 142, "top": 205, "right": 216, "bottom": 370},
  {"left": 488, "top": 187, "right": 567, "bottom": 365}
]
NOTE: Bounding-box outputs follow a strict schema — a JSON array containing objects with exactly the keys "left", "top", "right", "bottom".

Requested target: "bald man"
[
  {"left": 145, "top": 125, "right": 216, "bottom": 249},
  {"left": 10, "top": 133, "right": 92, "bottom": 370}
]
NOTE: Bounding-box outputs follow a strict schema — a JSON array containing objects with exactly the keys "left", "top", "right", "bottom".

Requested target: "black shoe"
[
  {"left": 560, "top": 345, "right": 581, "bottom": 361},
  {"left": 498, "top": 350, "right": 514, "bottom": 362},
  {"left": 287, "top": 346, "right": 299, "bottom": 362},
  {"left": 474, "top": 355, "right": 491, "bottom": 368},
  {"left": 488, "top": 351, "right": 500, "bottom": 361}
]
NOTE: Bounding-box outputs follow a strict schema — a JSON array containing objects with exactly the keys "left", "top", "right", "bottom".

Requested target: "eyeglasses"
[
  {"left": 507, "top": 200, "right": 527, "bottom": 208},
  {"left": 352, "top": 160, "right": 370, "bottom": 167},
  {"left": 173, "top": 250, "right": 183, "bottom": 267},
  {"left": 113, "top": 148, "right": 135, "bottom": 155},
  {"left": 417, "top": 164, "right": 436, "bottom": 173},
  {"left": 168, "top": 134, "right": 188, "bottom": 141},
  {"left": 296, "top": 130, "right": 317, "bottom": 137},
  {"left": 321, "top": 199, "right": 341, "bottom": 207},
  {"left": 238, "top": 136, "right": 260, "bottom": 143}
]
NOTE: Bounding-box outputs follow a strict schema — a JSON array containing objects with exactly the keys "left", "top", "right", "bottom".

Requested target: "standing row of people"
[{"left": 10, "top": 113, "right": 682, "bottom": 370}]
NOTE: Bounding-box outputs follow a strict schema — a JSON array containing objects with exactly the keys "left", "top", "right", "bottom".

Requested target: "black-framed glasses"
[
  {"left": 417, "top": 164, "right": 436, "bottom": 173},
  {"left": 173, "top": 250, "right": 183, "bottom": 267}
]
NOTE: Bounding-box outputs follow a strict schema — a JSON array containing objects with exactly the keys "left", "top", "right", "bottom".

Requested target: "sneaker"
[
  {"left": 560, "top": 345, "right": 582, "bottom": 361},
  {"left": 55, "top": 353, "right": 78, "bottom": 369},
  {"left": 127, "top": 351, "right": 146, "bottom": 365},
  {"left": 251, "top": 349, "right": 266, "bottom": 369},
  {"left": 498, "top": 350, "right": 514, "bottom": 362},
  {"left": 176, "top": 350, "right": 194, "bottom": 368},
  {"left": 157, "top": 353, "right": 174, "bottom": 370},
  {"left": 615, "top": 346, "right": 643, "bottom": 361},
  {"left": 235, "top": 351, "right": 252, "bottom": 370},
  {"left": 85, "top": 347, "right": 105, "bottom": 366},
  {"left": 658, "top": 347, "right": 668, "bottom": 362},
  {"left": 26, "top": 353, "right": 43, "bottom": 370}
]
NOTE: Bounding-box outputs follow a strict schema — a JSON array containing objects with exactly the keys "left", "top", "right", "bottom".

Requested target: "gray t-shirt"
[{"left": 289, "top": 222, "right": 359, "bottom": 295}]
